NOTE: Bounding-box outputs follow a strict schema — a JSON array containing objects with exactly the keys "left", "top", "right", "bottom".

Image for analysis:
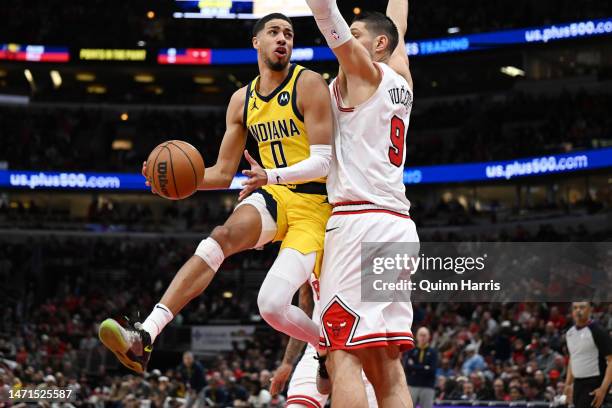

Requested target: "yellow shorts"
[{"left": 260, "top": 183, "right": 331, "bottom": 277}]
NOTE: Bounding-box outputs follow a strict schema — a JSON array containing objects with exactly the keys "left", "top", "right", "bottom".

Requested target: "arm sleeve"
[
  {"left": 591, "top": 323, "right": 612, "bottom": 357},
  {"left": 304, "top": 0, "right": 352, "bottom": 49},
  {"left": 265, "top": 145, "right": 331, "bottom": 185}
]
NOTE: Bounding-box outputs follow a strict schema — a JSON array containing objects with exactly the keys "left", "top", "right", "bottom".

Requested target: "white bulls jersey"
[
  {"left": 287, "top": 273, "right": 379, "bottom": 408},
  {"left": 328, "top": 62, "right": 413, "bottom": 213}
]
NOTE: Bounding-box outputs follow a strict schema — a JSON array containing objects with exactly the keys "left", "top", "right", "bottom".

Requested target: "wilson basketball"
[{"left": 145, "top": 140, "right": 205, "bottom": 200}]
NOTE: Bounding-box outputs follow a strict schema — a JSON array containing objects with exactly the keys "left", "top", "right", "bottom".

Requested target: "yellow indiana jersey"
[{"left": 243, "top": 64, "right": 325, "bottom": 184}]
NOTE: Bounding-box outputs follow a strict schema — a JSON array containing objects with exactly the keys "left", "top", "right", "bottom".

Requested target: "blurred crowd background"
[
  {"left": 1, "top": 233, "right": 611, "bottom": 406},
  {"left": 1, "top": 0, "right": 611, "bottom": 406},
  {"left": 1, "top": 91, "right": 611, "bottom": 171}
]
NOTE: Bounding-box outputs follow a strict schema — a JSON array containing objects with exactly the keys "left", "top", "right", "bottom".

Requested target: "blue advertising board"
[{"left": 1, "top": 148, "right": 610, "bottom": 191}]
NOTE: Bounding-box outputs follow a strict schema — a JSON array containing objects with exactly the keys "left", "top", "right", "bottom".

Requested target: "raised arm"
[
  {"left": 305, "top": 0, "right": 379, "bottom": 86},
  {"left": 198, "top": 88, "right": 248, "bottom": 190},
  {"left": 386, "top": 0, "right": 413, "bottom": 88}
]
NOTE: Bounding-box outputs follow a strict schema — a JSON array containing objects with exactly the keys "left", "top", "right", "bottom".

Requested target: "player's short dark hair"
[
  {"left": 252, "top": 13, "right": 293, "bottom": 36},
  {"left": 353, "top": 11, "right": 399, "bottom": 55}
]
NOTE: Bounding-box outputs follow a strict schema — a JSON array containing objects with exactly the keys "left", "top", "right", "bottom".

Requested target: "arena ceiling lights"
[
  {"left": 75, "top": 73, "right": 96, "bottom": 82},
  {"left": 500, "top": 66, "right": 526, "bottom": 77}
]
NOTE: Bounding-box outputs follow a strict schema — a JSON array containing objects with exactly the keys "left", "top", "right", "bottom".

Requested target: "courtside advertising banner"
[
  {"left": 191, "top": 325, "right": 255, "bottom": 351},
  {"left": 2, "top": 148, "right": 610, "bottom": 191}
]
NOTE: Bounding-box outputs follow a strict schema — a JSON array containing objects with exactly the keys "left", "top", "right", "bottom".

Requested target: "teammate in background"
[
  {"left": 270, "top": 276, "right": 378, "bottom": 408},
  {"left": 303, "top": 0, "right": 418, "bottom": 406},
  {"left": 98, "top": 13, "right": 334, "bottom": 375}
]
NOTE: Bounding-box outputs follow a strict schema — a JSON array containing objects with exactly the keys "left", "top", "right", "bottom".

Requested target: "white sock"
[{"left": 142, "top": 303, "right": 174, "bottom": 343}]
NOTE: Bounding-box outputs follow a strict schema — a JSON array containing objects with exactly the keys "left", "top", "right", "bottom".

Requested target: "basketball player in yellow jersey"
[{"left": 98, "top": 13, "right": 335, "bottom": 379}]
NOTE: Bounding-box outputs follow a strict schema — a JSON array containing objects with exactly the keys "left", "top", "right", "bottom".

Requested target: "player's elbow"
[
  {"left": 215, "top": 168, "right": 235, "bottom": 188},
  {"left": 219, "top": 173, "right": 234, "bottom": 188},
  {"left": 310, "top": 144, "right": 332, "bottom": 177}
]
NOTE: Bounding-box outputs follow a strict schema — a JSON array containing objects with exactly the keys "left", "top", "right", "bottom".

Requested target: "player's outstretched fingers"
[
  {"left": 242, "top": 169, "right": 257, "bottom": 178},
  {"left": 238, "top": 186, "right": 255, "bottom": 201},
  {"left": 243, "top": 150, "right": 259, "bottom": 167},
  {"left": 241, "top": 172, "right": 258, "bottom": 184},
  {"left": 269, "top": 377, "right": 284, "bottom": 396}
]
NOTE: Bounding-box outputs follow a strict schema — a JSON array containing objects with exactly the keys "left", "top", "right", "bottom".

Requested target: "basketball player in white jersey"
[
  {"left": 270, "top": 275, "right": 378, "bottom": 408},
  {"left": 303, "top": 0, "right": 418, "bottom": 407}
]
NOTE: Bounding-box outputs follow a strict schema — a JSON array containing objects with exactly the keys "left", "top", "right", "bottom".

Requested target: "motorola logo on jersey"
[{"left": 277, "top": 91, "right": 290, "bottom": 106}]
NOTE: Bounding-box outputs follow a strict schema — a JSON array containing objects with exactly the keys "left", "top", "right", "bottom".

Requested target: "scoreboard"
[
  {"left": 174, "top": 0, "right": 312, "bottom": 19},
  {"left": 0, "top": 44, "right": 69, "bottom": 62}
]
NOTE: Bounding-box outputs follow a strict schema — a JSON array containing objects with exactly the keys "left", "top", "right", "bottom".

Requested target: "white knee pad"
[
  {"left": 194, "top": 237, "right": 224, "bottom": 272},
  {"left": 234, "top": 192, "right": 277, "bottom": 248}
]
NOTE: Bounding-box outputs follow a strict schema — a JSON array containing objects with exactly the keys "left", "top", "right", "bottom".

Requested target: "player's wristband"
[{"left": 305, "top": 0, "right": 352, "bottom": 49}]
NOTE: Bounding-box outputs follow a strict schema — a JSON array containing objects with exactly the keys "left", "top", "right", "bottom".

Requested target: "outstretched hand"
[
  {"left": 141, "top": 161, "right": 159, "bottom": 195},
  {"left": 270, "top": 362, "right": 293, "bottom": 396},
  {"left": 239, "top": 150, "right": 268, "bottom": 201}
]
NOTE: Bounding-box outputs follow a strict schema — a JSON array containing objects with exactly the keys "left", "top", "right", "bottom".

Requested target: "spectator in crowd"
[
  {"left": 549, "top": 306, "right": 567, "bottom": 330},
  {"left": 404, "top": 327, "right": 438, "bottom": 408},
  {"left": 537, "top": 338, "right": 563, "bottom": 373},
  {"left": 225, "top": 376, "right": 249, "bottom": 406},
  {"left": 460, "top": 381, "right": 477, "bottom": 401},
  {"left": 509, "top": 386, "right": 524, "bottom": 401},
  {"left": 482, "top": 311, "right": 499, "bottom": 337},
  {"left": 469, "top": 371, "right": 492, "bottom": 399},
  {"left": 177, "top": 351, "right": 206, "bottom": 394},
  {"left": 436, "top": 356, "right": 456, "bottom": 378},
  {"left": 462, "top": 344, "right": 486, "bottom": 375},
  {"left": 201, "top": 374, "right": 228, "bottom": 406},
  {"left": 543, "top": 321, "right": 563, "bottom": 351},
  {"left": 493, "top": 378, "right": 509, "bottom": 401}
]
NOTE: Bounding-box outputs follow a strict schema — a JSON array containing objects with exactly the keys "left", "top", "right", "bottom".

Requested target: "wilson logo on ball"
[
  {"left": 157, "top": 161, "right": 170, "bottom": 196},
  {"left": 146, "top": 140, "right": 205, "bottom": 200}
]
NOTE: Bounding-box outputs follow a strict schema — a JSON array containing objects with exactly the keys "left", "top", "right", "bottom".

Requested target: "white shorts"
[
  {"left": 288, "top": 344, "right": 378, "bottom": 407},
  {"left": 287, "top": 345, "right": 328, "bottom": 408},
  {"left": 319, "top": 207, "right": 418, "bottom": 352}
]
